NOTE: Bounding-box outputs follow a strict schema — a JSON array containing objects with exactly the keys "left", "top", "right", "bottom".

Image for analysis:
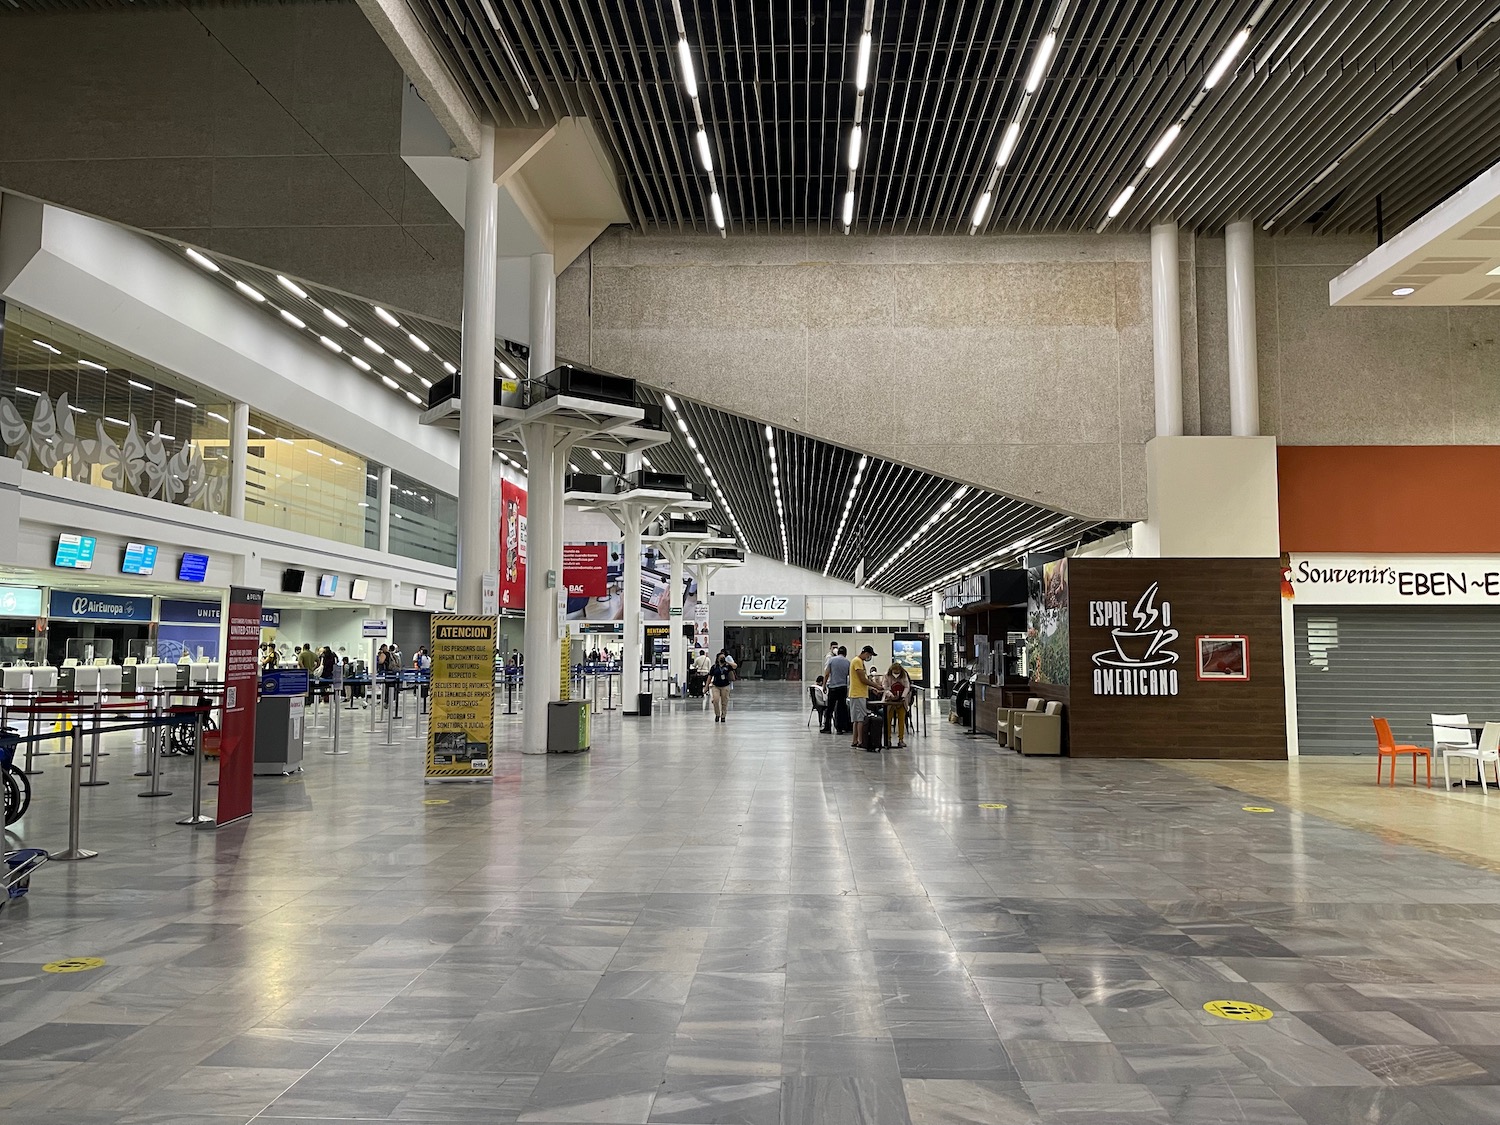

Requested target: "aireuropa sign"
[
  {"left": 48, "top": 590, "right": 153, "bottom": 622},
  {"left": 1290, "top": 555, "right": 1500, "bottom": 605},
  {"left": 738, "top": 596, "right": 789, "bottom": 618}
]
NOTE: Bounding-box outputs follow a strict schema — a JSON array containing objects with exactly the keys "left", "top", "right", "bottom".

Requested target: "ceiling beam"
[{"left": 356, "top": 0, "right": 485, "bottom": 158}]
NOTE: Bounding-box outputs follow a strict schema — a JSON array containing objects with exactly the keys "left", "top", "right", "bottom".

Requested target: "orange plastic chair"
[{"left": 1372, "top": 717, "right": 1431, "bottom": 788}]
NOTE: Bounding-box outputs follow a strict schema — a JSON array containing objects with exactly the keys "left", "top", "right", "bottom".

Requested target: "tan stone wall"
[
  {"left": 557, "top": 230, "right": 1158, "bottom": 520},
  {"left": 1193, "top": 233, "right": 1500, "bottom": 445}
]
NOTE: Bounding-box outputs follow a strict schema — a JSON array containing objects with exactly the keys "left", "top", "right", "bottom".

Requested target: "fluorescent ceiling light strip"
[
  {"left": 176, "top": 397, "right": 197, "bottom": 408},
  {"left": 393, "top": 358, "right": 414, "bottom": 375},
  {"left": 408, "top": 333, "right": 430, "bottom": 352},
  {"left": 363, "top": 337, "right": 385, "bottom": 354},
  {"left": 677, "top": 37, "right": 698, "bottom": 98},
  {"left": 1204, "top": 27, "right": 1250, "bottom": 89},
  {"left": 351, "top": 357, "right": 372, "bottom": 371},
  {"left": 128, "top": 379, "right": 152, "bottom": 391},
  {"left": 1024, "top": 33, "right": 1056, "bottom": 94},
  {"left": 848, "top": 125, "right": 862, "bottom": 170},
  {"left": 855, "top": 31, "right": 872, "bottom": 91},
  {"left": 15, "top": 387, "right": 41, "bottom": 397},
  {"left": 322, "top": 308, "right": 348, "bottom": 328},
  {"left": 235, "top": 280, "right": 265, "bottom": 303},
  {"left": 971, "top": 191, "right": 993, "bottom": 227},
  {"left": 185, "top": 248, "right": 219, "bottom": 272},
  {"left": 995, "top": 120, "right": 1022, "bottom": 167},
  {"left": 696, "top": 129, "right": 713, "bottom": 171},
  {"left": 1144, "top": 123, "right": 1181, "bottom": 168},
  {"left": 869, "top": 486, "right": 968, "bottom": 581},
  {"left": 279, "top": 309, "right": 306, "bottom": 330},
  {"left": 32, "top": 340, "right": 60, "bottom": 354},
  {"left": 842, "top": 191, "right": 855, "bottom": 227},
  {"left": 1106, "top": 184, "right": 1135, "bottom": 218},
  {"left": 78, "top": 359, "right": 107, "bottom": 372},
  {"left": 319, "top": 336, "right": 342, "bottom": 353},
  {"left": 276, "top": 274, "right": 307, "bottom": 299},
  {"left": 374, "top": 306, "right": 401, "bottom": 328},
  {"left": 710, "top": 192, "right": 725, "bottom": 230}
]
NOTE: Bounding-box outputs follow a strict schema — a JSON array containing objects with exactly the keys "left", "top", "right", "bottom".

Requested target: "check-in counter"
[{"left": 188, "top": 662, "right": 221, "bottom": 686}]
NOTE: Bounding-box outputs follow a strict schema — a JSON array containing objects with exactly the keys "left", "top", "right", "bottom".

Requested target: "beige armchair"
[
  {"left": 997, "top": 698, "right": 1042, "bottom": 748},
  {"left": 1014, "top": 701, "right": 1064, "bottom": 756}
]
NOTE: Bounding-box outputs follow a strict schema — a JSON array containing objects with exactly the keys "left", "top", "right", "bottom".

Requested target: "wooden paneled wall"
[{"left": 1067, "top": 558, "right": 1287, "bottom": 759}]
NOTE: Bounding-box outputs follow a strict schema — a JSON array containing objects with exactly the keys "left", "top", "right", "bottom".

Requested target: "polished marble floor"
[{"left": 5, "top": 685, "right": 1500, "bottom": 1123}]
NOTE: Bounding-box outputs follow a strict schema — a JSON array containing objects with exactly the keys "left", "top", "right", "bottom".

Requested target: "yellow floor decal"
[
  {"left": 1204, "top": 1000, "right": 1273, "bottom": 1021},
  {"left": 43, "top": 956, "right": 105, "bottom": 974}
]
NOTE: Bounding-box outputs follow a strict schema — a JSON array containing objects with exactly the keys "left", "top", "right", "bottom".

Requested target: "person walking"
[
  {"left": 849, "top": 644, "right": 878, "bottom": 750},
  {"left": 708, "top": 652, "right": 735, "bottom": 723},
  {"left": 824, "top": 646, "right": 851, "bottom": 734},
  {"left": 318, "top": 645, "right": 337, "bottom": 704},
  {"left": 883, "top": 661, "right": 912, "bottom": 748}
]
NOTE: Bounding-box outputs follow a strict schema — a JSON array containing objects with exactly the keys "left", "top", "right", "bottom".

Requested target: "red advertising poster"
[
  {"left": 500, "top": 478, "right": 527, "bottom": 610},
  {"left": 563, "top": 543, "right": 608, "bottom": 597},
  {"left": 216, "top": 585, "right": 263, "bottom": 827}
]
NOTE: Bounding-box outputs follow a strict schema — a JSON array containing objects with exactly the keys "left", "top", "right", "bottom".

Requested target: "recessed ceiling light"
[
  {"left": 307, "top": 449, "right": 322, "bottom": 457},
  {"left": 407, "top": 333, "right": 430, "bottom": 352},
  {"left": 972, "top": 191, "right": 993, "bottom": 226},
  {"left": 128, "top": 379, "right": 152, "bottom": 391},
  {"left": 175, "top": 397, "right": 197, "bottom": 409},
  {"left": 1024, "top": 32, "right": 1056, "bottom": 94},
  {"left": 319, "top": 336, "right": 342, "bottom": 353},
  {"left": 351, "top": 357, "right": 371, "bottom": 371},
  {"left": 207, "top": 411, "right": 229, "bottom": 423},
  {"left": 32, "top": 339, "right": 60, "bottom": 355},
  {"left": 374, "top": 306, "right": 400, "bottom": 328},
  {"left": 105, "top": 416, "right": 127, "bottom": 427},
  {"left": 185, "top": 248, "right": 219, "bottom": 272},
  {"left": 277, "top": 436, "right": 295, "bottom": 445},
  {"left": 234, "top": 280, "right": 266, "bottom": 303},
  {"left": 710, "top": 192, "right": 725, "bottom": 230},
  {"left": 279, "top": 309, "right": 306, "bottom": 330},
  {"left": 442, "top": 360, "right": 457, "bottom": 375},
  {"left": 363, "top": 337, "right": 385, "bottom": 355},
  {"left": 78, "top": 359, "right": 107, "bottom": 372},
  {"left": 995, "top": 121, "right": 1022, "bottom": 167},
  {"left": 677, "top": 36, "right": 698, "bottom": 98},
  {"left": 322, "top": 308, "right": 349, "bottom": 329},
  {"left": 247, "top": 424, "right": 265, "bottom": 435},
  {"left": 381, "top": 375, "right": 400, "bottom": 390},
  {"left": 15, "top": 387, "right": 41, "bottom": 398},
  {"left": 855, "top": 30, "right": 872, "bottom": 91},
  {"left": 418, "top": 376, "right": 432, "bottom": 389},
  {"left": 1144, "top": 123, "right": 1182, "bottom": 169},
  {"left": 393, "top": 358, "right": 413, "bottom": 375},
  {"left": 276, "top": 274, "right": 308, "bottom": 299},
  {"left": 406, "top": 391, "right": 423, "bottom": 406},
  {"left": 1107, "top": 184, "right": 1136, "bottom": 218},
  {"left": 1392, "top": 286, "right": 1415, "bottom": 296}
]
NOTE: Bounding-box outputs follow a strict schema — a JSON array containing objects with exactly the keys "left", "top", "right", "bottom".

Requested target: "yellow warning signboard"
[
  {"left": 978, "top": 803, "right": 1008, "bottom": 809},
  {"left": 426, "top": 615, "right": 497, "bottom": 779},
  {"left": 1204, "top": 1000, "right": 1273, "bottom": 1022},
  {"left": 43, "top": 956, "right": 105, "bottom": 974},
  {"left": 1242, "top": 806, "right": 1276, "bottom": 814}
]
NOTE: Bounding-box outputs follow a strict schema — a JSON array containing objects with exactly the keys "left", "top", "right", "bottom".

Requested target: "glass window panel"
[{"left": 388, "top": 469, "right": 457, "bottom": 567}]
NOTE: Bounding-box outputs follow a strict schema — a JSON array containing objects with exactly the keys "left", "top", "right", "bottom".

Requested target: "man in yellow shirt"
[{"left": 849, "top": 644, "right": 878, "bottom": 750}]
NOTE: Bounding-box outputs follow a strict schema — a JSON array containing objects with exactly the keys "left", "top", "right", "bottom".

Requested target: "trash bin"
[
  {"left": 636, "top": 692, "right": 653, "bottom": 717},
  {"left": 547, "top": 700, "right": 591, "bottom": 754}
]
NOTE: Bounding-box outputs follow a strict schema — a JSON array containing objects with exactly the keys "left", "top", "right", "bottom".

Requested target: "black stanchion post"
[
  {"left": 22, "top": 700, "right": 41, "bottom": 776},
  {"left": 53, "top": 725, "right": 97, "bottom": 860},
  {"left": 139, "top": 704, "right": 172, "bottom": 798}
]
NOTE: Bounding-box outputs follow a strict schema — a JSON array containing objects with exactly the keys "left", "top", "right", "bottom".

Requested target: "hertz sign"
[{"left": 739, "top": 596, "right": 788, "bottom": 618}]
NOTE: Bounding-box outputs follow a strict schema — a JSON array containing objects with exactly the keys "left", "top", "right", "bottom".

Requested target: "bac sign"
[{"left": 739, "top": 595, "right": 788, "bottom": 618}]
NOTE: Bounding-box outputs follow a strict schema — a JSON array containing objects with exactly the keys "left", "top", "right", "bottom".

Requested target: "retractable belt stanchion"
[
  {"left": 604, "top": 671, "right": 616, "bottom": 712},
  {"left": 177, "top": 713, "right": 214, "bottom": 826},
  {"left": 384, "top": 680, "right": 395, "bottom": 746},
  {"left": 134, "top": 693, "right": 155, "bottom": 778},
  {"left": 504, "top": 672, "right": 516, "bottom": 715},
  {"left": 326, "top": 674, "right": 348, "bottom": 755},
  {"left": 22, "top": 694, "right": 42, "bottom": 776},
  {"left": 81, "top": 696, "right": 109, "bottom": 787},
  {"left": 139, "top": 698, "right": 172, "bottom": 798},
  {"left": 54, "top": 725, "right": 98, "bottom": 860}
]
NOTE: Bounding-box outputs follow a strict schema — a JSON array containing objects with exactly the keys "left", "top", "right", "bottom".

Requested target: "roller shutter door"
[{"left": 1294, "top": 605, "right": 1500, "bottom": 754}]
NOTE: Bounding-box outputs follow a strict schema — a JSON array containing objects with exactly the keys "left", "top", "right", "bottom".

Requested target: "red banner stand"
[{"left": 216, "top": 585, "right": 263, "bottom": 827}]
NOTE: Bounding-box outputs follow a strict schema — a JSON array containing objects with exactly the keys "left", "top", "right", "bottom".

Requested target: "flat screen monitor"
[
  {"left": 413, "top": 587, "right": 428, "bottom": 608},
  {"left": 442, "top": 591, "right": 456, "bottom": 611},
  {"left": 54, "top": 533, "right": 97, "bottom": 570},
  {"left": 280, "top": 568, "right": 305, "bottom": 593},
  {"left": 349, "top": 578, "right": 369, "bottom": 601},
  {"left": 121, "top": 542, "right": 158, "bottom": 575},
  {"left": 178, "top": 553, "right": 209, "bottom": 582},
  {"left": 317, "top": 574, "right": 338, "bottom": 598}
]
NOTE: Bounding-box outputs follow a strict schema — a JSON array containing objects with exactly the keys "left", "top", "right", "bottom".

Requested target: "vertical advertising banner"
[
  {"left": 217, "top": 586, "right": 263, "bottom": 826},
  {"left": 427, "top": 615, "right": 497, "bottom": 779},
  {"left": 500, "top": 479, "right": 527, "bottom": 610}
]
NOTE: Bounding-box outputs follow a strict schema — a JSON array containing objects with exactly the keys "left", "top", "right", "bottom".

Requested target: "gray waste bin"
[{"left": 547, "top": 700, "right": 591, "bottom": 754}]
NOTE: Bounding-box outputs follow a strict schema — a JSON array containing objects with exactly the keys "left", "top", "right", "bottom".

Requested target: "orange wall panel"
[{"left": 1279, "top": 446, "right": 1500, "bottom": 554}]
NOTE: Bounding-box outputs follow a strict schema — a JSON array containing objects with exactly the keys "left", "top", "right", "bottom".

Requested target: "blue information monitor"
[
  {"left": 178, "top": 552, "right": 210, "bottom": 582},
  {"left": 121, "top": 542, "right": 159, "bottom": 575},
  {"left": 54, "top": 533, "right": 97, "bottom": 570}
]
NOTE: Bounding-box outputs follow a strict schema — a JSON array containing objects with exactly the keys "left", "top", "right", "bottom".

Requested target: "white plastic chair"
[{"left": 1439, "top": 716, "right": 1500, "bottom": 791}]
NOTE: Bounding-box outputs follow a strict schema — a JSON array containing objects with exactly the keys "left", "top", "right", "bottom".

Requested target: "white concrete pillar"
[
  {"left": 621, "top": 452, "right": 643, "bottom": 703},
  {"left": 1150, "top": 222, "right": 1183, "bottom": 439},
  {"left": 929, "top": 591, "right": 944, "bottom": 692},
  {"left": 377, "top": 466, "right": 392, "bottom": 554},
  {"left": 457, "top": 122, "right": 499, "bottom": 614},
  {"left": 227, "top": 402, "right": 250, "bottom": 520},
  {"left": 530, "top": 253, "right": 556, "bottom": 377},
  {"left": 1225, "top": 219, "right": 1260, "bottom": 438},
  {"left": 667, "top": 543, "right": 687, "bottom": 693},
  {"left": 520, "top": 421, "right": 555, "bottom": 754},
  {"left": 551, "top": 447, "right": 569, "bottom": 701}
]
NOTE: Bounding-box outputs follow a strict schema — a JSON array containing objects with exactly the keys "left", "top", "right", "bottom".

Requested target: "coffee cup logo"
[{"left": 1089, "top": 583, "right": 1180, "bottom": 697}]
